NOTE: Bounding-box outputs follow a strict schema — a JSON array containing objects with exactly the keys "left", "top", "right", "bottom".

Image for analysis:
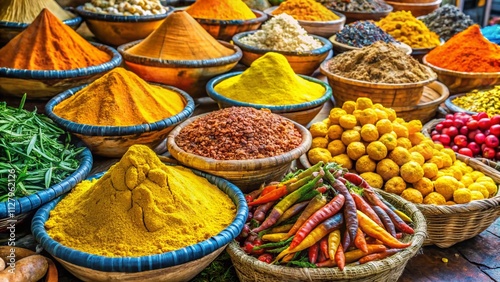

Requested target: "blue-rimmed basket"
[
  {"left": 0, "top": 13, "right": 82, "bottom": 46},
  {"left": 45, "top": 84, "right": 195, "bottom": 158},
  {"left": 32, "top": 168, "right": 248, "bottom": 281},
  {"left": 75, "top": 5, "right": 174, "bottom": 46},
  {"left": 191, "top": 9, "right": 267, "bottom": 41},
  {"left": 0, "top": 43, "right": 122, "bottom": 99},
  {"left": 206, "top": 71, "right": 332, "bottom": 126},
  {"left": 0, "top": 146, "right": 92, "bottom": 232},
  {"left": 232, "top": 31, "right": 333, "bottom": 75},
  {"left": 118, "top": 40, "right": 242, "bottom": 99}
]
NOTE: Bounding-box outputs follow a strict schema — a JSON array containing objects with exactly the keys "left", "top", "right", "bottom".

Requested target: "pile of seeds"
[
  {"left": 320, "top": 0, "right": 391, "bottom": 13},
  {"left": 420, "top": 4, "right": 474, "bottom": 41},
  {"left": 335, "top": 21, "right": 396, "bottom": 48},
  {"left": 451, "top": 86, "right": 500, "bottom": 116},
  {"left": 175, "top": 107, "right": 303, "bottom": 160}
]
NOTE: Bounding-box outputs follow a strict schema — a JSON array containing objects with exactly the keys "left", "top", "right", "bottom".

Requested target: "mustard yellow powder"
[{"left": 45, "top": 145, "right": 236, "bottom": 257}]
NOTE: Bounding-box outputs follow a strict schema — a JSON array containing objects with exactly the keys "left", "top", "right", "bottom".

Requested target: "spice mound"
[
  {"left": 451, "top": 86, "right": 500, "bottom": 117},
  {"left": 0, "top": 9, "right": 111, "bottom": 70},
  {"left": 272, "top": 0, "right": 340, "bottom": 21},
  {"left": 420, "top": 4, "right": 474, "bottom": 42},
  {"left": 0, "top": 98, "right": 84, "bottom": 201},
  {"left": 326, "top": 41, "right": 436, "bottom": 83},
  {"left": 336, "top": 20, "right": 395, "bottom": 48},
  {"left": 321, "top": 0, "right": 391, "bottom": 13},
  {"left": 0, "top": 0, "right": 74, "bottom": 23},
  {"left": 425, "top": 24, "right": 500, "bottom": 72},
  {"left": 45, "top": 145, "right": 236, "bottom": 257},
  {"left": 214, "top": 52, "right": 326, "bottom": 105},
  {"left": 53, "top": 67, "right": 186, "bottom": 126},
  {"left": 185, "top": 0, "right": 256, "bottom": 20},
  {"left": 175, "top": 107, "right": 303, "bottom": 160},
  {"left": 377, "top": 11, "right": 441, "bottom": 49},
  {"left": 83, "top": 0, "right": 168, "bottom": 16},
  {"left": 125, "top": 11, "right": 234, "bottom": 60},
  {"left": 239, "top": 14, "right": 322, "bottom": 52}
]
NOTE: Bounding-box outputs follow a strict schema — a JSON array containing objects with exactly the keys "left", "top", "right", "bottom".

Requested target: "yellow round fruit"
[
  {"left": 471, "top": 190, "right": 485, "bottom": 201},
  {"left": 476, "top": 176, "right": 496, "bottom": 185},
  {"left": 356, "top": 155, "right": 377, "bottom": 173},
  {"left": 423, "top": 192, "right": 446, "bottom": 205},
  {"left": 384, "top": 176, "right": 407, "bottom": 195},
  {"left": 453, "top": 188, "right": 472, "bottom": 204},
  {"left": 409, "top": 143, "right": 433, "bottom": 160},
  {"left": 341, "top": 130, "right": 361, "bottom": 146},
  {"left": 358, "top": 108, "right": 378, "bottom": 125},
  {"left": 394, "top": 118, "right": 405, "bottom": 124},
  {"left": 422, "top": 162, "right": 438, "bottom": 179},
  {"left": 379, "top": 133, "right": 398, "bottom": 151},
  {"left": 427, "top": 155, "right": 444, "bottom": 169},
  {"left": 329, "top": 108, "right": 347, "bottom": 125},
  {"left": 446, "top": 166, "right": 463, "bottom": 180},
  {"left": 410, "top": 152, "right": 425, "bottom": 166},
  {"left": 375, "top": 119, "right": 393, "bottom": 135},
  {"left": 342, "top": 101, "right": 356, "bottom": 114},
  {"left": 408, "top": 132, "right": 426, "bottom": 146},
  {"left": 400, "top": 161, "right": 424, "bottom": 183},
  {"left": 392, "top": 122, "right": 409, "bottom": 138},
  {"left": 439, "top": 153, "right": 453, "bottom": 168},
  {"left": 396, "top": 137, "right": 413, "bottom": 150},
  {"left": 440, "top": 148, "right": 456, "bottom": 163},
  {"left": 360, "top": 172, "right": 384, "bottom": 188},
  {"left": 347, "top": 142, "right": 366, "bottom": 160},
  {"left": 468, "top": 183, "right": 489, "bottom": 198},
  {"left": 311, "top": 137, "right": 329, "bottom": 149},
  {"left": 374, "top": 108, "right": 388, "bottom": 120},
  {"left": 322, "top": 118, "right": 331, "bottom": 127},
  {"left": 339, "top": 114, "right": 358, "bottom": 129},
  {"left": 376, "top": 158, "right": 400, "bottom": 181},
  {"left": 361, "top": 124, "right": 379, "bottom": 142},
  {"left": 373, "top": 103, "right": 385, "bottom": 110},
  {"left": 433, "top": 143, "right": 444, "bottom": 151},
  {"left": 310, "top": 122, "right": 328, "bottom": 138},
  {"left": 469, "top": 171, "right": 485, "bottom": 181},
  {"left": 460, "top": 175, "right": 474, "bottom": 188},
  {"left": 332, "top": 154, "right": 352, "bottom": 170},
  {"left": 406, "top": 120, "right": 423, "bottom": 135},
  {"left": 355, "top": 97, "right": 373, "bottom": 110},
  {"left": 434, "top": 175, "right": 460, "bottom": 201},
  {"left": 327, "top": 140, "right": 346, "bottom": 156},
  {"left": 388, "top": 147, "right": 411, "bottom": 166},
  {"left": 366, "top": 141, "right": 388, "bottom": 161},
  {"left": 383, "top": 107, "right": 397, "bottom": 121},
  {"left": 308, "top": 148, "right": 332, "bottom": 165},
  {"left": 475, "top": 180, "right": 497, "bottom": 197},
  {"left": 327, "top": 124, "right": 344, "bottom": 140},
  {"left": 414, "top": 177, "right": 434, "bottom": 197},
  {"left": 401, "top": 188, "right": 423, "bottom": 204}
]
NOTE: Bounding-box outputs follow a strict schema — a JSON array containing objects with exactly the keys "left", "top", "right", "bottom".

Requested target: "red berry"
[
  {"left": 485, "top": 135, "right": 499, "bottom": 148},
  {"left": 478, "top": 118, "right": 492, "bottom": 131},
  {"left": 458, "top": 147, "right": 474, "bottom": 157}
]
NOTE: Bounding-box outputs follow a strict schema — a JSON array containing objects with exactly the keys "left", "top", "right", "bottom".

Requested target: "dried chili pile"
[{"left": 336, "top": 21, "right": 395, "bottom": 48}]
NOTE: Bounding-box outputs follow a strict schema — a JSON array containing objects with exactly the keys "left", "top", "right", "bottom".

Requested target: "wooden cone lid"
[{"left": 126, "top": 11, "right": 234, "bottom": 60}]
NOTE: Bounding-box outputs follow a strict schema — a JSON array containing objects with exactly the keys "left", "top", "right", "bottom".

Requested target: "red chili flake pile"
[{"left": 175, "top": 107, "right": 303, "bottom": 160}]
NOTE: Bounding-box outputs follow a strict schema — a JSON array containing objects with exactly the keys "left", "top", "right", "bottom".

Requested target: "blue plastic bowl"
[{"left": 32, "top": 168, "right": 248, "bottom": 273}]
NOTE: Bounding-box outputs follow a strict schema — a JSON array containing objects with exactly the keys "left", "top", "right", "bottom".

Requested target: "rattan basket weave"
[{"left": 227, "top": 189, "right": 427, "bottom": 282}]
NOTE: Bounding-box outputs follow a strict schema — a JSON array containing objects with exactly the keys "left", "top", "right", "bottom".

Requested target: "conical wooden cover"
[{"left": 126, "top": 11, "right": 234, "bottom": 60}]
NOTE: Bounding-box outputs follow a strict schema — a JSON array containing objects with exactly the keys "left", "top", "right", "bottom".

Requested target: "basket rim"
[
  {"left": 444, "top": 94, "right": 481, "bottom": 115},
  {"left": 422, "top": 55, "right": 500, "bottom": 77},
  {"left": 31, "top": 168, "right": 249, "bottom": 272},
  {"left": 0, "top": 15, "right": 82, "bottom": 28},
  {"left": 390, "top": 81, "right": 450, "bottom": 110},
  {"left": 75, "top": 5, "right": 173, "bottom": 22},
  {"left": 385, "top": 0, "right": 442, "bottom": 7},
  {"left": 0, "top": 146, "right": 93, "bottom": 218},
  {"left": 44, "top": 84, "right": 195, "bottom": 136},
  {"left": 206, "top": 71, "right": 333, "bottom": 112}
]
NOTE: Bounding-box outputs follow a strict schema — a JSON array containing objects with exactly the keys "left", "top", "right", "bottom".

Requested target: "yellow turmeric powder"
[
  {"left": 53, "top": 67, "right": 186, "bottom": 126},
  {"left": 272, "top": 0, "right": 340, "bottom": 21},
  {"left": 185, "top": 0, "right": 256, "bottom": 20},
  {"left": 214, "top": 52, "right": 326, "bottom": 105},
  {"left": 376, "top": 11, "right": 441, "bottom": 48},
  {"left": 45, "top": 145, "right": 236, "bottom": 257}
]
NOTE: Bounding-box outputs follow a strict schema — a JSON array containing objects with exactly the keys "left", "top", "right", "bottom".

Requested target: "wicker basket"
[{"left": 227, "top": 189, "right": 427, "bottom": 282}]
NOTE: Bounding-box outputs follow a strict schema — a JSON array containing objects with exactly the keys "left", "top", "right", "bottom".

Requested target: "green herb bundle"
[{"left": 0, "top": 95, "right": 84, "bottom": 201}]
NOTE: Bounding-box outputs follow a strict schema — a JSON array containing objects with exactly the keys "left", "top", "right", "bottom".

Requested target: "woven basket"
[{"left": 227, "top": 189, "right": 427, "bottom": 282}]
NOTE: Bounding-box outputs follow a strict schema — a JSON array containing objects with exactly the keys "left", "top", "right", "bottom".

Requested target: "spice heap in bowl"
[
  {"left": 0, "top": 0, "right": 82, "bottom": 45},
  {"left": 184, "top": 0, "right": 267, "bottom": 40},
  {"left": 423, "top": 24, "right": 500, "bottom": 94},
  {"left": 265, "top": 0, "right": 346, "bottom": 38},
  {"left": 232, "top": 13, "right": 333, "bottom": 75},
  {"left": 445, "top": 86, "right": 500, "bottom": 117},
  {"left": 376, "top": 11, "right": 441, "bottom": 61},
  {"left": 321, "top": 0, "right": 393, "bottom": 23},
  {"left": 320, "top": 41, "right": 437, "bottom": 108},
  {"left": 419, "top": 4, "right": 474, "bottom": 42},
  {"left": 45, "top": 67, "right": 195, "bottom": 158},
  {"left": 75, "top": 0, "right": 173, "bottom": 46},
  {"left": 330, "top": 20, "right": 411, "bottom": 55},
  {"left": 0, "top": 9, "right": 121, "bottom": 99},
  {"left": 167, "top": 107, "right": 312, "bottom": 192},
  {"left": 118, "top": 10, "right": 242, "bottom": 99},
  {"left": 385, "top": 0, "right": 442, "bottom": 17},
  {"left": 207, "top": 52, "right": 332, "bottom": 126},
  {"left": 32, "top": 144, "right": 247, "bottom": 281}
]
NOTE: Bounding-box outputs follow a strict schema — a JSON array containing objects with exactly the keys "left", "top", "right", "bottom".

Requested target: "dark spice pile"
[
  {"left": 326, "top": 41, "right": 436, "bottom": 83},
  {"left": 319, "top": 0, "right": 391, "bottom": 13},
  {"left": 175, "top": 107, "right": 302, "bottom": 160},
  {"left": 336, "top": 21, "right": 395, "bottom": 48},
  {"left": 420, "top": 4, "right": 474, "bottom": 41}
]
